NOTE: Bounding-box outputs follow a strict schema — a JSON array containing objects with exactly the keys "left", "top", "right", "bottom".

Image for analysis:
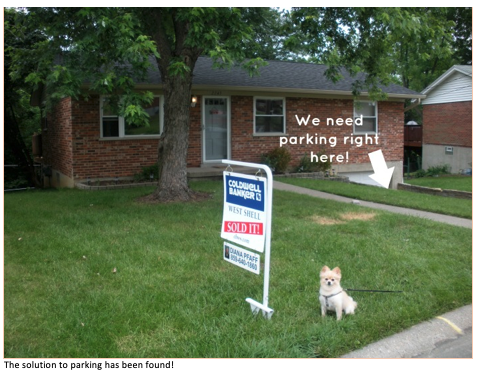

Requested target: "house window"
[
  {"left": 354, "top": 101, "right": 377, "bottom": 134},
  {"left": 101, "top": 96, "right": 162, "bottom": 138},
  {"left": 101, "top": 99, "right": 120, "bottom": 137},
  {"left": 254, "top": 97, "right": 285, "bottom": 134}
]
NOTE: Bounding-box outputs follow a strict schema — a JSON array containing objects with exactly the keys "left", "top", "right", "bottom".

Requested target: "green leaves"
[
  {"left": 167, "top": 60, "right": 191, "bottom": 78},
  {"left": 10, "top": 8, "right": 159, "bottom": 113},
  {"left": 156, "top": 7, "right": 265, "bottom": 76},
  {"left": 104, "top": 91, "right": 154, "bottom": 128},
  {"left": 284, "top": 7, "right": 469, "bottom": 98},
  {"left": 123, "top": 105, "right": 148, "bottom": 127},
  {"left": 241, "top": 58, "right": 268, "bottom": 78}
]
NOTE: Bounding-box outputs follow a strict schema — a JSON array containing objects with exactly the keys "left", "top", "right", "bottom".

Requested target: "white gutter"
[{"left": 404, "top": 98, "right": 422, "bottom": 112}]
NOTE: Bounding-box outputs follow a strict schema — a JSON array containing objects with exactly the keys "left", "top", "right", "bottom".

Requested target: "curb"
[
  {"left": 341, "top": 305, "right": 472, "bottom": 358},
  {"left": 397, "top": 182, "right": 472, "bottom": 200}
]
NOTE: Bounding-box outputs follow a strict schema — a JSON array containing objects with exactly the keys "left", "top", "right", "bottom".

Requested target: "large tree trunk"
[
  {"left": 151, "top": 71, "right": 195, "bottom": 202},
  {"left": 141, "top": 9, "right": 205, "bottom": 202}
]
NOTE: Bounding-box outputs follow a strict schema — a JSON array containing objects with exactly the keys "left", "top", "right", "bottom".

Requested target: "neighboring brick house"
[
  {"left": 421, "top": 65, "right": 472, "bottom": 173},
  {"left": 38, "top": 57, "right": 423, "bottom": 188}
]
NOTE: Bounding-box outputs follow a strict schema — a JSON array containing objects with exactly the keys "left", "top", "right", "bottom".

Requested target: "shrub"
[
  {"left": 134, "top": 163, "right": 159, "bottom": 181},
  {"left": 426, "top": 164, "right": 451, "bottom": 176},
  {"left": 261, "top": 147, "right": 291, "bottom": 174},
  {"left": 414, "top": 169, "right": 427, "bottom": 178},
  {"left": 4, "top": 177, "right": 30, "bottom": 190},
  {"left": 412, "top": 164, "right": 451, "bottom": 179},
  {"left": 296, "top": 151, "right": 332, "bottom": 173}
]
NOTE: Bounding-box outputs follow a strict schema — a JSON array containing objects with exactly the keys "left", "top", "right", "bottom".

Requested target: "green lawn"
[
  {"left": 4, "top": 182, "right": 472, "bottom": 358},
  {"left": 276, "top": 177, "right": 472, "bottom": 219},
  {"left": 404, "top": 175, "right": 472, "bottom": 192}
]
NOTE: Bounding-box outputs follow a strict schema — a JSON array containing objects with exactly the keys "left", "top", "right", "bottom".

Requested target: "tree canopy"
[
  {"left": 10, "top": 8, "right": 268, "bottom": 127},
  {"left": 284, "top": 7, "right": 471, "bottom": 95}
]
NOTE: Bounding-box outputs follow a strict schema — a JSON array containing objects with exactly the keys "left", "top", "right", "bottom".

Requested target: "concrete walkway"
[
  {"left": 273, "top": 181, "right": 472, "bottom": 229},
  {"left": 273, "top": 180, "right": 472, "bottom": 358}
]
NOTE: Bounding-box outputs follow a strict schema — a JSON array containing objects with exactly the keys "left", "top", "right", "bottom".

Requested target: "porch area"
[{"left": 187, "top": 164, "right": 258, "bottom": 181}]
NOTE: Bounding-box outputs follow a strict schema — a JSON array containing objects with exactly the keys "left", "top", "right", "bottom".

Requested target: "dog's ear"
[
  {"left": 320, "top": 266, "right": 330, "bottom": 277},
  {"left": 332, "top": 267, "right": 341, "bottom": 276}
]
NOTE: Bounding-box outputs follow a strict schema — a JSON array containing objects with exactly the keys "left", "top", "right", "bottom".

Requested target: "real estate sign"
[
  {"left": 220, "top": 161, "right": 274, "bottom": 319},
  {"left": 221, "top": 172, "right": 267, "bottom": 253}
]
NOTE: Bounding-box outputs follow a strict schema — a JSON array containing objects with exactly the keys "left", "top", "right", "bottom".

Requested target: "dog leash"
[{"left": 345, "top": 288, "right": 403, "bottom": 293}]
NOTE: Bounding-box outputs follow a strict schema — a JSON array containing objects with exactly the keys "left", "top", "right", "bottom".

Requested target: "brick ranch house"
[
  {"left": 36, "top": 57, "right": 424, "bottom": 188},
  {"left": 420, "top": 65, "right": 472, "bottom": 173}
]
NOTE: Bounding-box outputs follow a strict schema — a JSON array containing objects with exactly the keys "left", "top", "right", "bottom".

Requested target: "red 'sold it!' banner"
[{"left": 223, "top": 221, "right": 263, "bottom": 235}]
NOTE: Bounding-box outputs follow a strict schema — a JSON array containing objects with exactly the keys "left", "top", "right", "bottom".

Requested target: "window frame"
[
  {"left": 100, "top": 95, "right": 164, "bottom": 139},
  {"left": 253, "top": 96, "right": 286, "bottom": 136},
  {"left": 353, "top": 100, "right": 378, "bottom": 135}
]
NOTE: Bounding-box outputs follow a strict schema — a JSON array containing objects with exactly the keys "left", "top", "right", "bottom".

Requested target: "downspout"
[{"left": 404, "top": 98, "right": 422, "bottom": 112}]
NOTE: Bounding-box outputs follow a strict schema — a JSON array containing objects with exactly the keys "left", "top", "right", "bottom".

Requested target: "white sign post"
[{"left": 221, "top": 159, "right": 274, "bottom": 319}]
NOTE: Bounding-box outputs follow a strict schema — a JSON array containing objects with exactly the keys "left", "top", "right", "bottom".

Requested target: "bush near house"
[
  {"left": 296, "top": 151, "right": 332, "bottom": 173},
  {"left": 133, "top": 163, "right": 159, "bottom": 181},
  {"left": 261, "top": 147, "right": 292, "bottom": 174},
  {"left": 414, "top": 164, "right": 451, "bottom": 178}
]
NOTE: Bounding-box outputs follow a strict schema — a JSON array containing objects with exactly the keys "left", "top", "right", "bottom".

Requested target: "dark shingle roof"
[{"left": 144, "top": 56, "right": 423, "bottom": 98}]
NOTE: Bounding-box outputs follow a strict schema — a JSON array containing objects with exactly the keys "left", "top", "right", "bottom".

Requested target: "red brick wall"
[
  {"left": 43, "top": 97, "right": 73, "bottom": 178},
  {"left": 70, "top": 96, "right": 159, "bottom": 180},
  {"left": 44, "top": 95, "right": 404, "bottom": 181},
  {"left": 423, "top": 101, "right": 472, "bottom": 147},
  {"left": 228, "top": 96, "right": 404, "bottom": 166}
]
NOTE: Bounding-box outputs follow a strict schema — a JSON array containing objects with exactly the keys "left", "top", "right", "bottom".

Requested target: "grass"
[
  {"left": 4, "top": 182, "right": 472, "bottom": 358},
  {"left": 276, "top": 177, "right": 472, "bottom": 219},
  {"left": 404, "top": 175, "right": 472, "bottom": 192}
]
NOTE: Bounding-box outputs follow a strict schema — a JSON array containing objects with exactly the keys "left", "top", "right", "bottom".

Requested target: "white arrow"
[{"left": 368, "top": 150, "right": 395, "bottom": 189}]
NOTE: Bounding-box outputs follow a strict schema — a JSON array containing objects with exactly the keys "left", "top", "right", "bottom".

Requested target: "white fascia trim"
[
  {"left": 133, "top": 84, "right": 425, "bottom": 100},
  {"left": 421, "top": 66, "right": 472, "bottom": 95}
]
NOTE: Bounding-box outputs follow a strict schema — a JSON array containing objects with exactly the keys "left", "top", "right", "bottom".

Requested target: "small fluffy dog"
[{"left": 319, "top": 266, "right": 357, "bottom": 320}]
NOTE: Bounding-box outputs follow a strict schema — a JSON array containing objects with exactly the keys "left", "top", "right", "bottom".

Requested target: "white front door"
[{"left": 203, "top": 97, "right": 230, "bottom": 162}]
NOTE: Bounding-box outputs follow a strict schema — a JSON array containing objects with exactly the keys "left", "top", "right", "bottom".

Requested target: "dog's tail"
[
  {"left": 350, "top": 295, "right": 358, "bottom": 310},
  {"left": 344, "top": 296, "right": 357, "bottom": 315}
]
